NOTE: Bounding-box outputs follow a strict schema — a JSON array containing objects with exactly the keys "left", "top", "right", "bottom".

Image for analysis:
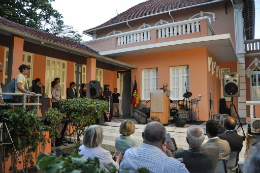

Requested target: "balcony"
[
  {"left": 85, "top": 17, "right": 215, "bottom": 52},
  {"left": 245, "top": 39, "right": 260, "bottom": 56}
]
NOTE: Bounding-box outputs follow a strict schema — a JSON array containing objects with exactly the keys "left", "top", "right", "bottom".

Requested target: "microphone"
[{"left": 198, "top": 95, "right": 202, "bottom": 101}]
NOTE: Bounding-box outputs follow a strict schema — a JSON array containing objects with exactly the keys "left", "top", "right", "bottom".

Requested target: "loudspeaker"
[
  {"left": 175, "top": 110, "right": 188, "bottom": 127},
  {"left": 223, "top": 73, "right": 240, "bottom": 97},
  {"left": 89, "top": 80, "right": 102, "bottom": 98},
  {"left": 133, "top": 109, "right": 148, "bottom": 124}
]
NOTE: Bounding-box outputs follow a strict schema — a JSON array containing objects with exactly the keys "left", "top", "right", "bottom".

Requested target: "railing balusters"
[
  {"left": 166, "top": 27, "right": 169, "bottom": 37},
  {"left": 183, "top": 24, "right": 186, "bottom": 34},
  {"left": 170, "top": 27, "right": 173, "bottom": 37},
  {"left": 137, "top": 33, "right": 140, "bottom": 42},
  {"left": 196, "top": 22, "right": 199, "bottom": 32},
  {"left": 117, "top": 37, "right": 120, "bottom": 45},
  {"left": 174, "top": 26, "right": 177, "bottom": 36},
  {"left": 162, "top": 28, "right": 165, "bottom": 38},
  {"left": 148, "top": 31, "right": 151, "bottom": 40},
  {"left": 178, "top": 25, "right": 181, "bottom": 35},
  {"left": 144, "top": 32, "right": 147, "bottom": 41},
  {"left": 187, "top": 24, "right": 190, "bottom": 34},
  {"left": 192, "top": 23, "right": 195, "bottom": 33}
]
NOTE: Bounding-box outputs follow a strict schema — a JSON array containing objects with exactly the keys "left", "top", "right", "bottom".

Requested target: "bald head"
[
  {"left": 187, "top": 126, "right": 205, "bottom": 148},
  {"left": 143, "top": 121, "right": 166, "bottom": 145},
  {"left": 224, "top": 117, "right": 237, "bottom": 130}
]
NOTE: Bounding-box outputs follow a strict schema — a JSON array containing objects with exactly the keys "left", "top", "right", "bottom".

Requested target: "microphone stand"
[{"left": 209, "top": 91, "right": 213, "bottom": 120}]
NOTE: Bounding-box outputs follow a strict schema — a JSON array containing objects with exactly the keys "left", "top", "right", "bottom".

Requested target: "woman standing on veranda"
[{"left": 51, "top": 81, "right": 60, "bottom": 108}]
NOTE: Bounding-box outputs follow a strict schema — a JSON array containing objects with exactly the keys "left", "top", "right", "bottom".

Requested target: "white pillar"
[{"left": 234, "top": 3, "right": 247, "bottom": 118}]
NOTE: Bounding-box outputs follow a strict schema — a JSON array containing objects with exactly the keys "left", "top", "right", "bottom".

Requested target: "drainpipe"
[
  {"left": 126, "top": 21, "right": 133, "bottom": 30},
  {"left": 168, "top": 12, "right": 174, "bottom": 22}
]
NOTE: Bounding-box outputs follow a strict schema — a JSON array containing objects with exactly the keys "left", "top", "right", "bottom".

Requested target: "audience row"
[{"left": 79, "top": 115, "right": 246, "bottom": 173}]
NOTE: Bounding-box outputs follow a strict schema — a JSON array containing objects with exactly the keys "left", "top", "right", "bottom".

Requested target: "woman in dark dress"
[{"left": 79, "top": 83, "right": 86, "bottom": 98}]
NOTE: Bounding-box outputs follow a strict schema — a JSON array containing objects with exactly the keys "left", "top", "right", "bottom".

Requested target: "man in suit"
[
  {"left": 218, "top": 114, "right": 229, "bottom": 134},
  {"left": 174, "top": 126, "right": 219, "bottom": 173},
  {"left": 218, "top": 117, "right": 244, "bottom": 152},
  {"left": 67, "top": 82, "right": 76, "bottom": 99},
  {"left": 203, "top": 120, "right": 230, "bottom": 161}
]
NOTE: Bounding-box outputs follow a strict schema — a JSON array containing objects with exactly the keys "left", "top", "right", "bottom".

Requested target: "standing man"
[
  {"left": 67, "top": 82, "right": 76, "bottom": 99},
  {"left": 0, "top": 62, "right": 4, "bottom": 104},
  {"left": 15, "top": 64, "right": 36, "bottom": 103},
  {"left": 112, "top": 88, "right": 120, "bottom": 117}
]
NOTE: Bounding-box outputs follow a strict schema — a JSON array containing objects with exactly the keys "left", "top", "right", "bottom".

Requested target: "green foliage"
[
  {"left": 59, "top": 98, "right": 109, "bottom": 142},
  {"left": 43, "top": 108, "right": 64, "bottom": 150},
  {"left": 0, "top": 0, "right": 83, "bottom": 42},
  {"left": 1, "top": 107, "right": 44, "bottom": 170},
  {"left": 36, "top": 152, "right": 150, "bottom": 173}
]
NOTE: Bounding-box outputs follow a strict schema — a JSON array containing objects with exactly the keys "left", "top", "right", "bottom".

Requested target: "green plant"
[
  {"left": 59, "top": 98, "right": 109, "bottom": 142},
  {"left": 1, "top": 107, "right": 44, "bottom": 173},
  {"left": 43, "top": 108, "right": 64, "bottom": 151},
  {"left": 36, "top": 152, "right": 150, "bottom": 173}
]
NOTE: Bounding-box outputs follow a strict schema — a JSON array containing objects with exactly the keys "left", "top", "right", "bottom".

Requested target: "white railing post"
[
  {"left": 131, "top": 34, "right": 134, "bottom": 43},
  {"left": 178, "top": 25, "right": 181, "bottom": 35},
  {"left": 144, "top": 32, "right": 147, "bottom": 41},
  {"left": 120, "top": 37, "right": 123, "bottom": 45},
  {"left": 170, "top": 26, "right": 173, "bottom": 37},
  {"left": 148, "top": 31, "right": 151, "bottom": 40},
  {"left": 191, "top": 23, "right": 195, "bottom": 33},
  {"left": 117, "top": 37, "right": 120, "bottom": 45},
  {"left": 183, "top": 24, "right": 186, "bottom": 34},
  {"left": 123, "top": 36, "right": 126, "bottom": 44},
  {"left": 23, "top": 94, "right": 26, "bottom": 109},
  {"left": 137, "top": 33, "right": 140, "bottom": 42},
  {"left": 196, "top": 21, "right": 199, "bottom": 32},
  {"left": 127, "top": 35, "right": 130, "bottom": 44},
  {"left": 134, "top": 34, "right": 137, "bottom": 42},
  {"left": 174, "top": 26, "right": 177, "bottom": 36},
  {"left": 158, "top": 29, "right": 161, "bottom": 38},
  {"left": 162, "top": 28, "right": 165, "bottom": 38},
  {"left": 187, "top": 23, "right": 190, "bottom": 34},
  {"left": 166, "top": 27, "right": 169, "bottom": 37}
]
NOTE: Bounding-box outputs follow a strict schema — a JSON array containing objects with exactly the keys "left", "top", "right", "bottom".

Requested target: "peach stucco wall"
[
  {"left": 103, "top": 69, "right": 117, "bottom": 91},
  {"left": 12, "top": 37, "right": 24, "bottom": 78},
  {"left": 117, "top": 47, "right": 211, "bottom": 121}
]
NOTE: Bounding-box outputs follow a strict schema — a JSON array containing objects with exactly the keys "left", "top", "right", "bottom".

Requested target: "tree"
[{"left": 0, "top": 0, "right": 83, "bottom": 42}]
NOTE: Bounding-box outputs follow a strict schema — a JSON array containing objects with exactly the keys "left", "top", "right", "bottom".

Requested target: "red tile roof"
[
  {"left": 84, "top": 0, "right": 217, "bottom": 34},
  {"left": 0, "top": 17, "right": 99, "bottom": 55}
]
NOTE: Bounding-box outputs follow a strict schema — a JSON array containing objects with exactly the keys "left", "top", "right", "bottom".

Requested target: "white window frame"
[
  {"left": 250, "top": 68, "right": 260, "bottom": 101},
  {"left": 82, "top": 65, "right": 87, "bottom": 84},
  {"left": 142, "top": 68, "right": 158, "bottom": 101},
  {"left": 170, "top": 66, "right": 189, "bottom": 100},
  {"left": 96, "top": 68, "right": 103, "bottom": 87},
  {"left": 46, "top": 57, "right": 67, "bottom": 99},
  {"left": 3, "top": 48, "right": 34, "bottom": 87},
  {"left": 221, "top": 68, "right": 231, "bottom": 101}
]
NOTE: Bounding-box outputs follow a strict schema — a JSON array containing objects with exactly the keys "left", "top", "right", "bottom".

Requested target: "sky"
[{"left": 52, "top": 0, "right": 260, "bottom": 41}]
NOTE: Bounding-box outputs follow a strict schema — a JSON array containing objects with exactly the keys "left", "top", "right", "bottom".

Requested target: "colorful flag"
[{"left": 131, "top": 80, "right": 139, "bottom": 108}]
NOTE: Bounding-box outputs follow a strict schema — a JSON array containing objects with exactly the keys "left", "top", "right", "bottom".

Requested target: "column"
[
  {"left": 234, "top": 3, "right": 247, "bottom": 118},
  {"left": 8, "top": 36, "right": 24, "bottom": 82},
  {"left": 86, "top": 58, "right": 96, "bottom": 98}
]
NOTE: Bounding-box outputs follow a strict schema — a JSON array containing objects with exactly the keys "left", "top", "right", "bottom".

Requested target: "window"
[
  {"left": 221, "top": 68, "right": 231, "bottom": 101},
  {"left": 250, "top": 67, "right": 260, "bottom": 101},
  {"left": 3, "top": 48, "right": 34, "bottom": 86},
  {"left": 96, "top": 68, "right": 103, "bottom": 87},
  {"left": 46, "top": 57, "right": 67, "bottom": 99},
  {"left": 170, "top": 66, "right": 189, "bottom": 100},
  {"left": 82, "top": 65, "right": 86, "bottom": 84},
  {"left": 142, "top": 69, "right": 158, "bottom": 100}
]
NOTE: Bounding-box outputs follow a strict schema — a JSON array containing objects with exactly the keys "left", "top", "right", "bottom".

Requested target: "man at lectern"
[{"left": 161, "top": 83, "right": 171, "bottom": 123}]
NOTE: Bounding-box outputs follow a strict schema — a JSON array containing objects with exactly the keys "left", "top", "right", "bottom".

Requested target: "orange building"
[{"left": 83, "top": 0, "right": 256, "bottom": 121}]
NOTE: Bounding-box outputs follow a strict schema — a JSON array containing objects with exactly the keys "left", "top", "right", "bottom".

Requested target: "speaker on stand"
[{"left": 222, "top": 73, "right": 245, "bottom": 140}]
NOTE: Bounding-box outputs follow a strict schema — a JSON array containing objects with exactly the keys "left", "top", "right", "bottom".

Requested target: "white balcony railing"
[
  {"left": 245, "top": 39, "right": 260, "bottom": 51},
  {"left": 84, "top": 17, "right": 215, "bottom": 46}
]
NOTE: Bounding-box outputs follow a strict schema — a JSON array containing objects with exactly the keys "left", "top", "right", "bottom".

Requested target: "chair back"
[
  {"left": 215, "top": 159, "right": 227, "bottom": 173},
  {"left": 227, "top": 152, "right": 239, "bottom": 172}
]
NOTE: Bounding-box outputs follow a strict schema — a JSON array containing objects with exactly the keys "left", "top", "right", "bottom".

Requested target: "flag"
[{"left": 131, "top": 80, "right": 139, "bottom": 108}]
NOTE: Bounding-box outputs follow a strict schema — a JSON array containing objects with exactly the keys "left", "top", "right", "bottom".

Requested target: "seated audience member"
[
  {"left": 174, "top": 126, "right": 219, "bottom": 173},
  {"left": 218, "top": 114, "right": 229, "bottom": 134},
  {"left": 150, "top": 116, "right": 178, "bottom": 152},
  {"left": 203, "top": 120, "right": 230, "bottom": 161},
  {"left": 218, "top": 117, "right": 243, "bottom": 152},
  {"left": 120, "top": 121, "right": 189, "bottom": 173},
  {"left": 243, "top": 145, "right": 260, "bottom": 173},
  {"left": 79, "top": 125, "right": 122, "bottom": 170},
  {"left": 115, "top": 120, "right": 140, "bottom": 154}
]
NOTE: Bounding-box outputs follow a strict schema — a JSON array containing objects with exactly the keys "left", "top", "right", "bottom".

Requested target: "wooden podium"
[{"left": 150, "top": 90, "right": 169, "bottom": 125}]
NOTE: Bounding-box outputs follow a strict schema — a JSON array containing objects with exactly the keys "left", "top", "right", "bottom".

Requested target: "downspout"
[
  {"left": 126, "top": 21, "right": 133, "bottom": 30},
  {"left": 168, "top": 12, "right": 174, "bottom": 22}
]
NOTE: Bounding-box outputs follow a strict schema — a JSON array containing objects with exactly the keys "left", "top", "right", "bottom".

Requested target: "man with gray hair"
[
  {"left": 120, "top": 121, "right": 189, "bottom": 173},
  {"left": 174, "top": 126, "right": 219, "bottom": 173},
  {"left": 218, "top": 114, "right": 229, "bottom": 134}
]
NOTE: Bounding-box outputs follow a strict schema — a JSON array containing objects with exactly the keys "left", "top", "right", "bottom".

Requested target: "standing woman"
[
  {"left": 79, "top": 83, "right": 86, "bottom": 98},
  {"left": 51, "top": 81, "right": 60, "bottom": 108}
]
